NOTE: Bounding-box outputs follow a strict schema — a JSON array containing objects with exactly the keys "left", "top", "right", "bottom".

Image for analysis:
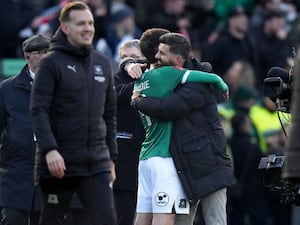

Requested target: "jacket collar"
[{"left": 14, "top": 65, "right": 32, "bottom": 91}]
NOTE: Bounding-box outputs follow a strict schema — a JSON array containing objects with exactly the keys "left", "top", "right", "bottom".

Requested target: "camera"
[
  {"left": 264, "top": 67, "right": 292, "bottom": 113},
  {"left": 258, "top": 154, "right": 300, "bottom": 205}
]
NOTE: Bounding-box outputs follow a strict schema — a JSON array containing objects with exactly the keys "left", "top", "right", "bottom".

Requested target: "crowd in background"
[
  {"left": 1, "top": 0, "right": 300, "bottom": 225},
  {"left": 1, "top": 0, "right": 300, "bottom": 75}
]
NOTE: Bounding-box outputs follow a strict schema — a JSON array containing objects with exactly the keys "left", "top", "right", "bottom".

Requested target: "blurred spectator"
[
  {"left": 202, "top": 6, "right": 259, "bottom": 102},
  {"left": 28, "top": 0, "right": 70, "bottom": 38},
  {"left": 228, "top": 111, "right": 269, "bottom": 225},
  {"left": 134, "top": 0, "right": 161, "bottom": 31},
  {"left": 28, "top": 0, "right": 112, "bottom": 57},
  {"left": 89, "top": 0, "right": 112, "bottom": 58},
  {"left": 209, "top": 0, "right": 255, "bottom": 43},
  {"left": 145, "top": 0, "right": 198, "bottom": 44},
  {"left": 250, "top": 0, "right": 297, "bottom": 32},
  {"left": 0, "top": 0, "right": 37, "bottom": 58},
  {"left": 106, "top": 4, "right": 142, "bottom": 63},
  {"left": 185, "top": 0, "right": 216, "bottom": 59},
  {"left": 31, "top": 0, "right": 57, "bottom": 13},
  {"left": 249, "top": 97, "right": 290, "bottom": 154},
  {"left": 223, "top": 59, "right": 257, "bottom": 93},
  {"left": 253, "top": 10, "right": 292, "bottom": 90},
  {"left": 250, "top": 0, "right": 283, "bottom": 30},
  {"left": 89, "top": 0, "right": 110, "bottom": 44},
  {"left": 228, "top": 90, "right": 292, "bottom": 225},
  {"left": 286, "top": 0, "right": 300, "bottom": 49},
  {"left": 202, "top": 7, "right": 258, "bottom": 76},
  {"left": 218, "top": 85, "right": 260, "bottom": 144}
]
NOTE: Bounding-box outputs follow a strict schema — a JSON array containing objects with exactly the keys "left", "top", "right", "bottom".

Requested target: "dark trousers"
[
  {"left": 229, "top": 200, "right": 270, "bottom": 225},
  {"left": 39, "top": 173, "right": 117, "bottom": 225},
  {"left": 114, "top": 189, "right": 137, "bottom": 225},
  {"left": 63, "top": 208, "right": 92, "bottom": 225},
  {"left": 0, "top": 207, "right": 40, "bottom": 225}
]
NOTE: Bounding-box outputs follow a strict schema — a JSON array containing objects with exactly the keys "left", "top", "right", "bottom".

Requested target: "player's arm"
[
  {"left": 183, "top": 70, "right": 227, "bottom": 92},
  {"left": 119, "top": 56, "right": 148, "bottom": 79},
  {"left": 131, "top": 83, "right": 212, "bottom": 120}
]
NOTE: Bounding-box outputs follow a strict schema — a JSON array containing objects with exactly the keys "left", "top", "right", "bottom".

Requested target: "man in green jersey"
[
  {"left": 132, "top": 33, "right": 229, "bottom": 225},
  {"left": 134, "top": 65, "right": 227, "bottom": 161}
]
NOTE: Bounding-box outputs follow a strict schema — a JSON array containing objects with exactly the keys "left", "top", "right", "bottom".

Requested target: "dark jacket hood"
[{"left": 49, "top": 28, "right": 92, "bottom": 58}]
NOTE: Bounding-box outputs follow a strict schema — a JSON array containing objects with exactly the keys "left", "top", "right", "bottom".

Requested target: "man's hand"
[
  {"left": 131, "top": 91, "right": 141, "bottom": 100},
  {"left": 46, "top": 150, "right": 66, "bottom": 179},
  {"left": 131, "top": 91, "right": 141, "bottom": 108},
  {"left": 126, "top": 63, "right": 147, "bottom": 79},
  {"left": 110, "top": 160, "right": 116, "bottom": 185}
]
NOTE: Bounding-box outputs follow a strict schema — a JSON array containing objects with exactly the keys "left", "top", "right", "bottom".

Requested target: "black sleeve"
[
  {"left": 114, "top": 72, "right": 135, "bottom": 104},
  {"left": 30, "top": 58, "right": 59, "bottom": 153},
  {"left": 134, "top": 83, "right": 211, "bottom": 120},
  {"left": 119, "top": 57, "right": 136, "bottom": 73},
  {"left": 119, "top": 57, "right": 149, "bottom": 73}
]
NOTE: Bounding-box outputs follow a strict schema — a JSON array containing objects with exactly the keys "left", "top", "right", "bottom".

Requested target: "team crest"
[
  {"left": 48, "top": 194, "right": 59, "bottom": 204},
  {"left": 93, "top": 65, "right": 103, "bottom": 75},
  {"left": 178, "top": 199, "right": 187, "bottom": 208},
  {"left": 94, "top": 76, "right": 105, "bottom": 82},
  {"left": 155, "top": 192, "right": 169, "bottom": 207}
]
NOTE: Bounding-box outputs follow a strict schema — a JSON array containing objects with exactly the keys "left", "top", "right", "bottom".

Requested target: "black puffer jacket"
[{"left": 30, "top": 29, "right": 117, "bottom": 178}]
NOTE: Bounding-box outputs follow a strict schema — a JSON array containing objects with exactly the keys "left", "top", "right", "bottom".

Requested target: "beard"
[{"left": 157, "top": 59, "right": 173, "bottom": 67}]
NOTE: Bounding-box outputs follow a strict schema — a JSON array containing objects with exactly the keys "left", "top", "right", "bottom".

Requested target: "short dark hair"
[
  {"left": 159, "top": 33, "right": 191, "bottom": 60},
  {"left": 59, "top": 1, "right": 91, "bottom": 24},
  {"left": 140, "top": 28, "right": 170, "bottom": 64}
]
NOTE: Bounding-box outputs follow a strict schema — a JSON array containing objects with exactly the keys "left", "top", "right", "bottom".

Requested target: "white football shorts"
[{"left": 136, "top": 156, "right": 190, "bottom": 214}]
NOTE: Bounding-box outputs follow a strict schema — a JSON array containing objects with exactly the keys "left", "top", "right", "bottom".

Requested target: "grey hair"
[{"left": 118, "top": 39, "right": 141, "bottom": 58}]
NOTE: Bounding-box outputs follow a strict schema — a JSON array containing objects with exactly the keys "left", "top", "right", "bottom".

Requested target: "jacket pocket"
[{"left": 180, "top": 132, "right": 216, "bottom": 179}]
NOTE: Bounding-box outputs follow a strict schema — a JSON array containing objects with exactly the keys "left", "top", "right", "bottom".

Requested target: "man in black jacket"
[
  {"left": 0, "top": 34, "right": 50, "bottom": 225},
  {"left": 30, "top": 2, "right": 117, "bottom": 225},
  {"left": 113, "top": 39, "right": 145, "bottom": 225},
  {"left": 128, "top": 30, "right": 233, "bottom": 225}
]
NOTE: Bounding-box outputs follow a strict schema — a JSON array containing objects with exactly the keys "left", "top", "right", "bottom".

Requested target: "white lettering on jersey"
[{"left": 135, "top": 80, "right": 150, "bottom": 91}]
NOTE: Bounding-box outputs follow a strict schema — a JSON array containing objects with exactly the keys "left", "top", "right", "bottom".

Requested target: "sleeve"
[
  {"left": 183, "top": 70, "right": 228, "bottom": 93},
  {"left": 119, "top": 56, "right": 136, "bottom": 73},
  {"left": 119, "top": 57, "right": 149, "bottom": 74},
  {"left": 114, "top": 72, "right": 135, "bottom": 103},
  {"left": 103, "top": 61, "right": 118, "bottom": 161},
  {"left": 30, "top": 58, "right": 59, "bottom": 153},
  {"left": 134, "top": 82, "right": 210, "bottom": 120}
]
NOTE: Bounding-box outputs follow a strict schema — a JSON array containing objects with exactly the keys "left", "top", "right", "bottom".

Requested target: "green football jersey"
[{"left": 134, "top": 66, "right": 228, "bottom": 160}]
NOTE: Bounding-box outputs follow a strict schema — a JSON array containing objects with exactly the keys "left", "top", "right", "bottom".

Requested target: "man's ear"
[
  {"left": 61, "top": 24, "right": 68, "bottom": 34},
  {"left": 24, "top": 52, "right": 30, "bottom": 60},
  {"left": 175, "top": 55, "right": 184, "bottom": 67}
]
